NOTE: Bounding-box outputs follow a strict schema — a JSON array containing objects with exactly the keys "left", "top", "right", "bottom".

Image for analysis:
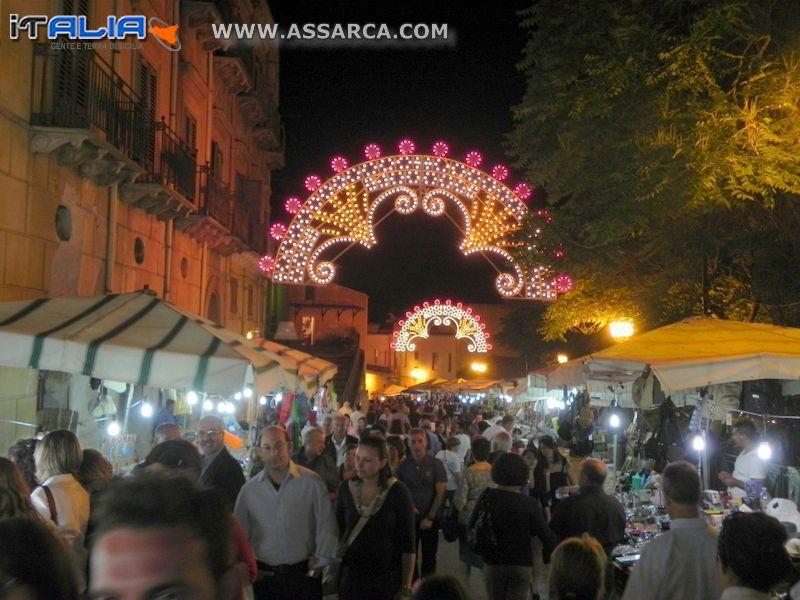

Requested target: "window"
[
  {"left": 136, "top": 57, "right": 158, "bottom": 168},
  {"left": 413, "top": 351, "right": 419, "bottom": 368},
  {"left": 431, "top": 352, "right": 438, "bottom": 371},
  {"left": 229, "top": 279, "right": 239, "bottom": 313},
  {"left": 210, "top": 141, "right": 224, "bottom": 179},
  {"left": 373, "top": 348, "right": 378, "bottom": 363},
  {"left": 133, "top": 237, "right": 145, "bottom": 264},
  {"left": 304, "top": 286, "right": 316, "bottom": 302},
  {"left": 182, "top": 111, "right": 197, "bottom": 150},
  {"left": 404, "top": 353, "right": 409, "bottom": 368},
  {"left": 247, "top": 285, "right": 254, "bottom": 318},
  {"left": 448, "top": 353, "right": 452, "bottom": 372}
]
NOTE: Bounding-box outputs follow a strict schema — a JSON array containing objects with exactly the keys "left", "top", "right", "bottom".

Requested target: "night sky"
[{"left": 269, "top": 1, "right": 530, "bottom": 321}]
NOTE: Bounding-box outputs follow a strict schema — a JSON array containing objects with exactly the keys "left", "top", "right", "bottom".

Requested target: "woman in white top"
[{"left": 30, "top": 430, "right": 90, "bottom": 591}]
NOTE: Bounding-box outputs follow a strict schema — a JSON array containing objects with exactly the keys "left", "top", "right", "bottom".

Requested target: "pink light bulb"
[
  {"left": 258, "top": 255, "right": 275, "bottom": 274},
  {"left": 284, "top": 197, "right": 302, "bottom": 214},
  {"left": 555, "top": 275, "right": 573, "bottom": 293},
  {"left": 364, "top": 144, "right": 382, "bottom": 160},
  {"left": 269, "top": 223, "right": 287, "bottom": 240},
  {"left": 514, "top": 183, "right": 532, "bottom": 200},
  {"left": 491, "top": 165, "right": 509, "bottom": 180},
  {"left": 431, "top": 141, "right": 449, "bottom": 157},
  {"left": 304, "top": 175, "right": 322, "bottom": 192},
  {"left": 330, "top": 156, "right": 349, "bottom": 173},
  {"left": 464, "top": 151, "right": 483, "bottom": 168},
  {"left": 398, "top": 139, "right": 415, "bottom": 155}
]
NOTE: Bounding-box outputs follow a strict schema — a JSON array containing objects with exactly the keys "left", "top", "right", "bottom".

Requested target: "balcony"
[
  {"left": 120, "top": 119, "right": 199, "bottom": 221},
  {"left": 30, "top": 45, "right": 148, "bottom": 185}
]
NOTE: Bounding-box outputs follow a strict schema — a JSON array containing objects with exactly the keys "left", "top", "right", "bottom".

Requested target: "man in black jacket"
[
  {"left": 197, "top": 415, "right": 245, "bottom": 509},
  {"left": 323, "top": 414, "right": 358, "bottom": 467},
  {"left": 549, "top": 458, "right": 626, "bottom": 556}
]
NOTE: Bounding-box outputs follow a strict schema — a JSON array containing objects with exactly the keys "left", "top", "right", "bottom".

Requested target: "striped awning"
[{"left": 0, "top": 290, "right": 336, "bottom": 396}]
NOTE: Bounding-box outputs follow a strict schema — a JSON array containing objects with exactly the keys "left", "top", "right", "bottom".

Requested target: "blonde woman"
[
  {"left": 549, "top": 536, "right": 607, "bottom": 600},
  {"left": 30, "top": 430, "right": 90, "bottom": 591}
]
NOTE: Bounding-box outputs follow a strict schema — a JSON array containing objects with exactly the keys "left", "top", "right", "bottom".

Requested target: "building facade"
[{"left": 0, "top": 0, "right": 282, "bottom": 453}]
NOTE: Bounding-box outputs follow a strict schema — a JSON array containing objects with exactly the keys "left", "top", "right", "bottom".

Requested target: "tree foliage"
[{"left": 508, "top": 0, "right": 800, "bottom": 340}]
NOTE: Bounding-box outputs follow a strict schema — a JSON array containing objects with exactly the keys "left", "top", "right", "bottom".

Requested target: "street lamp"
[
  {"left": 609, "top": 320, "right": 635, "bottom": 342},
  {"left": 409, "top": 367, "right": 427, "bottom": 382},
  {"left": 556, "top": 353, "right": 569, "bottom": 364},
  {"left": 471, "top": 361, "right": 487, "bottom": 375}
]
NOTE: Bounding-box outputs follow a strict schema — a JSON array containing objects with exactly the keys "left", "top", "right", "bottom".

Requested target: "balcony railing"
[
  {"left": 31, "top": 44, "right": 154, "bottom": 171},
  {"left": 140, "top": 118, "right": 198, "bottom": 201}
]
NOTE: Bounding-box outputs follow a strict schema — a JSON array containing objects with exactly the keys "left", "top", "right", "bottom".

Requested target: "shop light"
[
  {"left": 757, "top": 441, "right": 772, "bottom": 460},
  {"left": 107, "top": 421, "right": 121, "bottom": 436},
  {"left": 140, "top": 401, "right": 153, "bottom": 418},
  {"left": 609, "top": 413, "right": 621, "bottom": 429},
  {"left": 186, "top": 391, "right": 198, "bottom": 405},
  {"left": 692, "top": 434, "right": 705, "bottom": 452},
  {"left": 203, "top": 399, "right": 213, "bottom": 411}
]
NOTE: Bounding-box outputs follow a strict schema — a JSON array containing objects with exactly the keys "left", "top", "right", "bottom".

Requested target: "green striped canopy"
[{"left": 0, "top": 290, "right": 336, "bottom": 396}]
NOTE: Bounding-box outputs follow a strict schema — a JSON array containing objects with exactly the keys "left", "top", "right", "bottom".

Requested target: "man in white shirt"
[
  {"left": 435, "top": 437, "right": 463, "bottom": 497},
  {"left": 234, "top": 426, "right": 338, "bottom": 600},
  {"left": 622, "top": 460, "right": 721, "bottom": 600},
  {"left": 718, "top": 419, "right": 767, "bottom": 500},
  {"left": 482, "top": 414, "right": 515, "bottom": 442},
  {"left": 452, "top": 419, "right": 471, "bottom": 464},
  {"left": 323, "top": 415, "right": 358, "bottom": 467}
]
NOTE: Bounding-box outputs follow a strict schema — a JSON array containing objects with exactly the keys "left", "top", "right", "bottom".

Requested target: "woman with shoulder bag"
[{"left": 335, "top": 435, "right": 416, "bottom": 600}]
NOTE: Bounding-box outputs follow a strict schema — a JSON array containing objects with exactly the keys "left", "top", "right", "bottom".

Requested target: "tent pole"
[{"left": 122, "top": 385, "right": 134, "bottom": 435}]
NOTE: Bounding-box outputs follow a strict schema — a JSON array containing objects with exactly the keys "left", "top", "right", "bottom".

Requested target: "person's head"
[
  {"left": 412, "top": 574, "right": 469, "bottom": 600},
  {"left": 537, "top": 435, "right": 561, "bottom": 465},
  {"left": 386, "top": 435, "right": 405, "bottom": 466},
  {"left": 302, "top": 427, "right": 326, "bottom": 458},
  {"left": 492, "top": 431, "right": 512, "bottom": 454},
  {"left": 78, "top": 448, "right": 113, "bottom": 491},
  {"left": 154, "top": 423, "right": 182, "bottom": 444},
  {"left": 522, "top": 448, "right": 538, "bottom": 471},
  {"left": 491, "top": 452, "right": 529, "bottom": 487},
  {"left": 0, "top": 517, "right": 80, "bottom": 600},
  {"left": 196, "top": 416, "right": 225, "bottom": 456},
  {"left": 322, "top": 416, "right": 333, "bottom": 434},
  {"left": 661, "top": 460, "right": 702, "bottom": 509},
  {"left": 89, "top": 475, "right": 239, "bottom": 600},
  {"left": 356, "top": 417, "right": 367, "bottom": 432},
  {"left": 344, "top": 443, "right": 358, "bottom": 469},
  {"left": 501, "top": 415, "right": 515, "bottom": 431},
  {"left": 549, "top": 536, "right": 607, "bottom": 600},
  {"left": 7, "top": 438, "right": 38, "bottom": 490},
  {"left": 165, "top": 398, "right": 176, "bottom": 413},
  {"left": 453, "top": 420, "right": 465, "bottom": 434},
  {"left": 34, "top": 430, "right": 82, "bottom": 482},
  {"left": 445, "top": 436, "right": 461, "bottom": 452},
  {"left": 0, "top": 457, "right": 37, "bottom": 520},
  {"left": 732, "top": 419, "right": 759, "bottom": 449},
  {"left": 471, "top": 436, "right": 491, "bottom": 463},
  {"left": 717, "top": 512, "right": 792, "bottom": 592},
  {"left": 420, "top": 417, "right": 433, "bottom": 431},
  {"left": 409, "top": 428, "right": 428, "bottom": 460},
  {"left": 355, "top": 436, "right": 392, "bottom": 487},
  {"left": 512, "top": 427, "right": 522, "bottom": 440},
  {"left": 477, "top": 421, "right": 491, "bottom": 434},
  {"left": 142, "top": 440, "right": 204, "bottom": 483},
  {"left": 259, "top": 426, "right": 292, "bottom": 473},
  {"left": 332, "top": 415, "right": 347, "bottom": 438},
  {"left": 578, "top": 459, "right": 607, "bottom": 488}
]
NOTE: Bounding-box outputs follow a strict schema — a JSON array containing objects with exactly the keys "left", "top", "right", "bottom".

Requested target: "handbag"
[
  {"left": 441, "top": 503, "right": 460, "bottom": 542},
  {"left": 467, "top": 493, "right": 497, "bottom": 557}
]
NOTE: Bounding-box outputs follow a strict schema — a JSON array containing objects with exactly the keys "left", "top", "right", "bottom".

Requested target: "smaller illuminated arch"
[{"left": 391, "top": 300, "right": 492, "bottom": 353}]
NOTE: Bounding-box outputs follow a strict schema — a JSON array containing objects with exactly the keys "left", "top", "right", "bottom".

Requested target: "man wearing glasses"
[{"left": 197, "top": 415, "right": 245, "bottom": 510}]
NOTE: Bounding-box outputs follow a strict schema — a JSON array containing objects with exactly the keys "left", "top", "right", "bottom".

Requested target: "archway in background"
[
  {"left": 260, "top": 139, "right": 573, "bottom": 301},
  {"left": 391, "top": 299, "right": 491, "bottom": 353}
]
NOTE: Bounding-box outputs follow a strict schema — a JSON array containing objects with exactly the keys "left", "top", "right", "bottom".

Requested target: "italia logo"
[{"left": 9, "top": 14, "right": 181, "bottom": 51}]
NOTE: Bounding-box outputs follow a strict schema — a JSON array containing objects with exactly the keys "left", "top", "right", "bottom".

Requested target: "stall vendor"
[{"left": 718, "top": 419, "right": 767, "bottom": 500}]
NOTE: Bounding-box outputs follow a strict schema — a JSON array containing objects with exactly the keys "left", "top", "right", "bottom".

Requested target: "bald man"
[
  {"left": 197, "top": 415, "right": 245, "bottom": 510},
  {"left": 549, "top": 458, "right": 626, "bottom": 555}
]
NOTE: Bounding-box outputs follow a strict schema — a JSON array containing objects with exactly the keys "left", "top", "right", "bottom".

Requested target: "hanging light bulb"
[
  {"left": 186, "top": 391, "right": 198, "bottom": 405},
  {"left": 203, "top": 399, "right": 213, "bottom": 411},
  {"left": 757, "top": 441, "right": 772, "bottom": 460},
  {"left": 243, "top": 388, "right": 253, "bottom": 399},
  {"left": 609, "top": 413, "right": 621, "bottom": 429},
  {"left": 140, "top": 401, "right": 153, "bottom": 418},
  {"left": 692, "top": 434, "right": 705, "bottom": 452},
  {"left": 107, "top": 421, "right": 121, "bottom": 436},
  {"left": 259, "top": 396, "right": 267, "bottom": 406}
]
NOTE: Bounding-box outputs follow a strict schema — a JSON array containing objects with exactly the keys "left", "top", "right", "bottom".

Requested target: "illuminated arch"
[
  {"left": 391, "top": 299, "right": 491, "bottom": 353},
  {"left": 266, "top": 140, "right": 573, "bottom": 300}
]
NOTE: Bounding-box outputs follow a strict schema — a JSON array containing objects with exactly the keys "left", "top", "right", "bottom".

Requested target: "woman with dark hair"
[
  {"left": 0, "top": 517, "right": 80, "bottom": 600},
  {"left": 534, "top": 436, "right": 576, "bottom": 510},
  {"left": 0, "top": 457, "right": 41, "bottom": 521},
  {"left": 8, "top": 438, "right": 38, "bottom": 491},
  {"left": 30, "top": 429, "right": 90, "bottom": 591},
  {"left": 339, "top": 443, "right": 358, "bottom": 481},
  {"left": 335, "top": 434, "right": 416, "bottom": 599},
  {"left": 454, "top": 436, "right": 493, "bottom": 576},
  {"left": 717, "top": 512, "right": 793, "bottom": 599},
  {"left": 387, "top": 435, "right": 406, "bottom": 475},
  {"left": 470, "top": 453, "right": 557, "bottom": 600}
]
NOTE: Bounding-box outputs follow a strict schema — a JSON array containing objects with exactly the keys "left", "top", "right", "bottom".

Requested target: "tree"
[{"left": 508, "top": 0, "right": 800, "bottom": 340}]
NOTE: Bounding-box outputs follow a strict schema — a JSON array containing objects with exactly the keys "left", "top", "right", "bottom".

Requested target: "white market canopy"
[
  {"left": 0, "top": 290, "right": 336, "bottom": 396},
  {"left": 547, "top": 317, "right": 800, "bottom": 393}
]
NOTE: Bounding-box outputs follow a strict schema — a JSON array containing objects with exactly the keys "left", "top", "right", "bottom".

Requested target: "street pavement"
[{"left": 435, "top": 534, "right": 488, "bottom": 600}]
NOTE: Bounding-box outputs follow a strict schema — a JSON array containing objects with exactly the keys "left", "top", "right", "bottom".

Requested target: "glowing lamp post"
[
  {"left": 471, "top": 361, "right": 488, "bottom": 375},
  {"left": 609, "top": 320, "right": 635, "bottom": 342},
  {"left": 409, "top": 367, "right": 427, "bottom": 382},
  {"left": 556, "top": 353, "right": 569, "bottom": 364}
]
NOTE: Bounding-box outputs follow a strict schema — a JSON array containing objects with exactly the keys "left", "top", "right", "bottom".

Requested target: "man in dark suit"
[
  {"left": 197, "top": 415, "right": 245, "bottom": 509},
  {"left": 323, "top": 414, "right": 358, "bottom": 467}
]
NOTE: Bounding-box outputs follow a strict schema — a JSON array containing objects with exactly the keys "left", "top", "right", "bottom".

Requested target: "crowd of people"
[{"left": 1, "top": 395, "right": 799, "bottom": 600}]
